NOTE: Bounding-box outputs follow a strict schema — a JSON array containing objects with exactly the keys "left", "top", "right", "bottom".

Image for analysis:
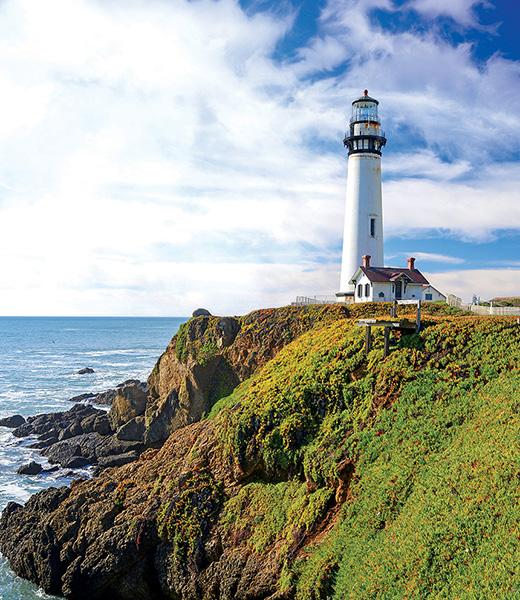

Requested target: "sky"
[{"left": 0, "top": 0, "right": 518, "bottom": 316}]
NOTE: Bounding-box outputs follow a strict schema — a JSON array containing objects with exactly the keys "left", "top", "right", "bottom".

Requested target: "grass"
[{"left": 205, "top": 308, "right": 520, "bottom": 599}]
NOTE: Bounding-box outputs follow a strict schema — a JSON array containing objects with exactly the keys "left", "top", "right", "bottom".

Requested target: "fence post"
[
  {"left": 383, "top": 326, "right": 390, "bottom": 358},
  {"left": 365, "top": 326, "right": 372, "bottom": 355}
]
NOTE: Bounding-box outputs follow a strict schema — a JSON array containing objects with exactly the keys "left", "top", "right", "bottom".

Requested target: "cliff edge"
[{"left": 2, "top": 304, "right": 520, "bottom": 600}]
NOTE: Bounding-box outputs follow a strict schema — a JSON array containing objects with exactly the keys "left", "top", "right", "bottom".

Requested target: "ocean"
[{"left": 0, "top": 316, "right": 186, "bottom": 599}]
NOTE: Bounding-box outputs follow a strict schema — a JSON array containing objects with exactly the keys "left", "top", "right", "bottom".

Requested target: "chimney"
[
  {"left": 362, "top": 255, "right": 371, "bottom": 268},
  {"left": 407, "top": 257, "right": 416, "bottom": 270}
]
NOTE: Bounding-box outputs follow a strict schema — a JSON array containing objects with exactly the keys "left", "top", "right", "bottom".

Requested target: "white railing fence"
[
  {"left": 447, "top": 294, "right": 520, "bottom": 316},
  {"left": 292, "top": 296, "right": 338, "bottom": 306}
]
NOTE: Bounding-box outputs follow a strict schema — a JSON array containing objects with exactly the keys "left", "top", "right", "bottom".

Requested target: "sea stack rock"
[
  {"left": 16, "top": 461, "right": 42, "bottom": 476},
  {"left": 76, "top": 367, "right": 95, "bottom": 375}
]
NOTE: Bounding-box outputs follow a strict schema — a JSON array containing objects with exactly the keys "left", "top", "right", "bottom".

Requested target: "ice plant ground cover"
[{"left": 209, "top": 308, "right": 520, "bottom": 599}]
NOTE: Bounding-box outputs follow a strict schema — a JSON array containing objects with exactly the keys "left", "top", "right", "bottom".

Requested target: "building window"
[
  {"left": 357, "top": 284, "right": 363, "bottom": 297},
  {"left": 365, "top": 283, "right": 370, "bottom": 297},
  {"left": 378, "top": 292, "right": 384, "bottom": 298},
  {"left": 425, "top": 293, "right": 433, "bottom": 301},
  {"left": 370, "top": 218, "right": 376, "bottom": 237}
]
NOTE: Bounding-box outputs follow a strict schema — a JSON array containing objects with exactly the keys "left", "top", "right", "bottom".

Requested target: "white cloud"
[
  {"left": 408, "top": 0, "right": 493, "bottom": 27},
  {"left": 0, "top": 259, "right": 340, "bottom": 316},
  {"left": 388, "top": 252, "right": 465, "bottom": 265},
  {"left": 384, "top": 151, "right": 471, "bottom": 181},
  {"left": 0, "top": 0, "right": 518, "bottom": 315},
  {"left": 425, "top": 268, "right": 520, "bottom": 303},
  {"left": 383, "top": 165, "right": 520, "bottom": 240}
]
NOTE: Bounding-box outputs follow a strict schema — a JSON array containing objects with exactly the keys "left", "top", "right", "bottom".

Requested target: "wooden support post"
[
  {"left": 392, "top": 300, "right": 397, "bottom": 318},
  {"left": 416, "top": 300, "right": 421, "bottom": 333},
  {"left": 383, "top": 326, "right": 390, "bottom": 358},
  {"left": 365, "top": 326, "right": 372, "bottom": 355}
]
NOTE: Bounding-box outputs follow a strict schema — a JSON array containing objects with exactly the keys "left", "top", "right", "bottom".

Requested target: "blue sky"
[{"left": 0, "top": 0, "right": 518, "bottom": 315}]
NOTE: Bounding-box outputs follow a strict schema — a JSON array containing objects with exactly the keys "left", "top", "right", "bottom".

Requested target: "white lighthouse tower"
[{"left": 338, "top": 90, "right": 387, "bottom": 299}]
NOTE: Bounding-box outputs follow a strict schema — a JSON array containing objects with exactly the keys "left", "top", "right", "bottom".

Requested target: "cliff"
[{"left": 1, "top": 304, "right": 520, "bottom": 599}]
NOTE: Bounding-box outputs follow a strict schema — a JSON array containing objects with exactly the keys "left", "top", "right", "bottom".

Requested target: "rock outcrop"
[
  {"left": 0, "top": 419, "right": 294, "bottom": 600},
  {"left": 9, "top": 385, "right": 153, "bottom": 472},
  {"left": 0, "top": 305, "right": 356, "bottom": 600},
  {"left": 17, "top": 461, "right": 43, "bottom": 475},
  {"left": 108, "top": 382, "right": 149, "bottom": 430},
  {"left": 69, "top": 379, "right": 146, "bottom": 406},
  {"left": 0, "top": 414, "right": 25, "bottom": 428},
  {"left": 144, "top": 307, "right": 350, "bottom": 445}
]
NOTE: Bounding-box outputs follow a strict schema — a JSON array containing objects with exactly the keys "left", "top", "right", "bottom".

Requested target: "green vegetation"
[
  {"left": 208, "top": 307, "right": 520, "bottom": 598},
  {"left": 156, "top": 468, "right": 223, "bottom": 564},
  {"left": 175, "top": 316, "right": 221, "bottom": 365}
]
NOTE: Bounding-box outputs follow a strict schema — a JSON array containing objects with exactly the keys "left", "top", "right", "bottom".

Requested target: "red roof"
[{"left": 359, "top": 266, "right": 429, "bottom": 285}]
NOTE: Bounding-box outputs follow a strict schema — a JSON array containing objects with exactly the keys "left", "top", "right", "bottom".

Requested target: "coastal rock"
[
  {"left": 12, "top": 404, "right": 108, "bottom": 439},
  {"left": 108, "top": 383, "right": 149, "bottom": 430},
  {"left": 116, "top": 416, "right": 146, "bottom": 442},
  {"left": 63, "top": 456, "right": 91, "bottom": 469},
  {"left": 0, "top": 486, "right": 72, "bottom": 595},
  {"left": 58, "top": 428, "right": 74, "bottom": 442},
  {"left": 192, "top": 308, "right": 211, "bottom": 317},
  {"left": 69, "top": 380, "right": 145, "bottom": 406},
  {"left": 68, "top": 392, "right": 97, "bottom": 403},
  {"left": 0, "top": 419, "right": 296, "bottom": 599},
  {"left": 17, "top": 461, "right": 43, "bottom": 475},
  {"left": 145, "top": 307, "right": 348, "bottom": 445},
  {"left": 216, "top": 316, "right": 240, "bottom": 348},
  {"left": 77, "top": 367, "right": 95, "bottom": 375},
  {"left": 0, "top": 415, "right": 25, "bottom": 428},
  {"left": 97, "top": 450, "right": 139, "bottom": 469},
  {"left": 42, "top": 439, "right": 84, "bottom": 466},
  {"left": 93, "top": 415, "right": 112, "bottom": 436}
]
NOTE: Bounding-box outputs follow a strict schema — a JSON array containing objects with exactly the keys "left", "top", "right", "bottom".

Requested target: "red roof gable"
[{"left": 358, "top": 266, "right": 429, "bottom": 285}]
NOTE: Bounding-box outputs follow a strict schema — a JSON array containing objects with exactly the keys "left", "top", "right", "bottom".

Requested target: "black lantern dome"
[{"left": 343, "top": 90, "right": 387, "bottom": 156}]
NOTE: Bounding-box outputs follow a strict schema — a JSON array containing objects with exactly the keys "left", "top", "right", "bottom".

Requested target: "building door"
[{"left": 395, "top": 281, "right": 402, "bottom": 299}]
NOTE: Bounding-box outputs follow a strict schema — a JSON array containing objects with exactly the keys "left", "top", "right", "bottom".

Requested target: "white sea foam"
[{"left": 1, "top": 482, "right": 32, "bottom": 503}]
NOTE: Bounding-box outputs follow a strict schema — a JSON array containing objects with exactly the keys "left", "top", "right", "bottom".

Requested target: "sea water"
[{"left": 0, "top": 316, "right": 185, "bottom": 599}]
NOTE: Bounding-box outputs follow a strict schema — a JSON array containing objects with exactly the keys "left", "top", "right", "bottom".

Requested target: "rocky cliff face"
[
  {"left": 0, "top": 305, "right": 352, "bottom": 600},
  {"left": 0, "top": 419, "right": 286, "bottom": 600},
  {"left": 144, "top": 306, "right": 350, "bottom": 445}
]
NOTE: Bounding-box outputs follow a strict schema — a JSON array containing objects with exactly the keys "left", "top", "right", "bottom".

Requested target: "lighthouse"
[{"left": 337, "top": 90, "right": 387, "bottom": 299}]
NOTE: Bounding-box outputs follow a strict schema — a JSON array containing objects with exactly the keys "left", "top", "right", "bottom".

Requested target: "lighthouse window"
[
  {"left": 357, "top": 284, "right": 363, "bottom": 297},
  {"left": 370, "top": 218, "right": 376, "bottom": 237},
  {"left": 365, "top": 283, "right": 370, "bottom": 297}
]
